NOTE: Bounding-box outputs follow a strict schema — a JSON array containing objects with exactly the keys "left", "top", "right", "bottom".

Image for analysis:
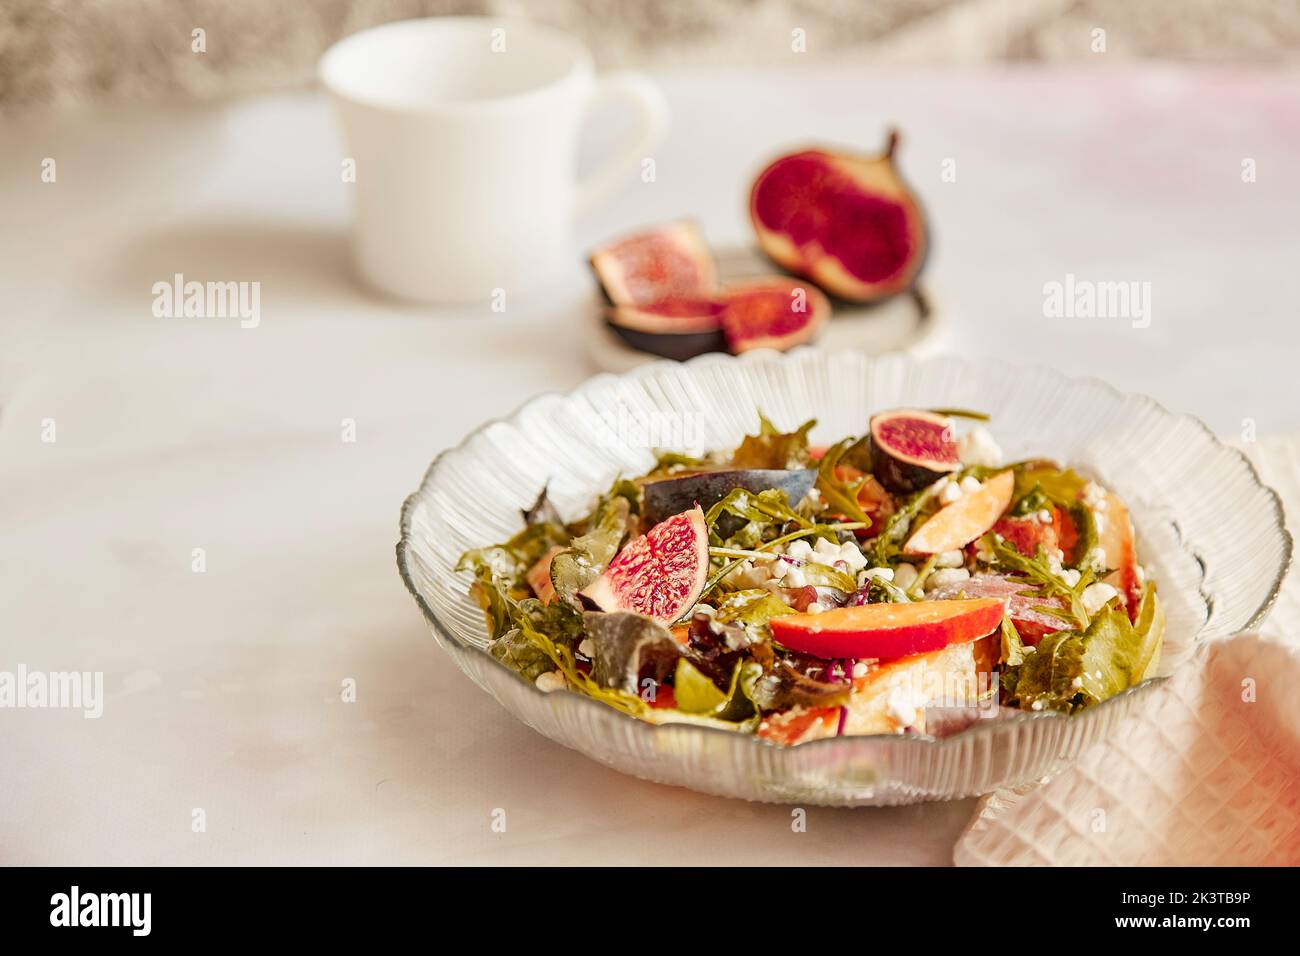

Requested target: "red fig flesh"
[
  {"left": 589, "top": 221, "right": 716, "bottom": 308},
  {"left": 720, "top": 277, "right": 829, "bottom": 353},
  {"left": 869, "top": 409, "right": 960, "bottom": 493},
  {"left": 749, "top": 131, "right": 927, "bottom": 302},
  {"left": 580, "top": 506, "right": 709, "bottom": 624}
]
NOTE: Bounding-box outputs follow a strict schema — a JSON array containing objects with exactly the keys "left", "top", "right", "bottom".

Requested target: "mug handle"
[{"left": 575, "top": 71, "right": 670, "bottom": 218}]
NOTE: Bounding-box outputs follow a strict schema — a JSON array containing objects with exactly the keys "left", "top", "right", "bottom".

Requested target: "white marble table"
[{"left": 1, "top": 64, "right": 1295, "bottom": 864}]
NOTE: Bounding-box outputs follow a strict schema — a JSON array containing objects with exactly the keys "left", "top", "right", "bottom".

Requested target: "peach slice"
[
  {"left": 769, "top": 597, "right": 1004, "bottom": 661},
  {"left": 904, "top": 469, "right": 1014, "bottom": 555},
  {"left": 525, "top": 545, "right": 566, "bottom": 604},
  {"left": 1095, "top": 489, "right": 1141, "bottom": 619}
]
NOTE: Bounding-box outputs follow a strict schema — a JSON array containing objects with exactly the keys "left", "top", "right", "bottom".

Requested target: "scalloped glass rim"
[{"left": 397, "top": 348, "right": 1292, "bottom": 806}]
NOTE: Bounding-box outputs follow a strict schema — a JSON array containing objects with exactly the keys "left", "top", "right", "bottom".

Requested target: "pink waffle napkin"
[{"left": 955, "top": 437, "right": 1300, "bottom": 866}]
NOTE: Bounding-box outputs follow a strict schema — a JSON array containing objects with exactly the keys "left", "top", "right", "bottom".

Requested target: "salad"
[{"left": 457, "top": 408, "right": 1164, "bottom": 746}]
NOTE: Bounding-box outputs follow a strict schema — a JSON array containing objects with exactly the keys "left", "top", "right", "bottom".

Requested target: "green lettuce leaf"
[
  {"left": 1005, "top": 586, "right": 1161, "bottom": 713},
  {"left": 731, "top": 415, "right": 816, "bottom": 469},
  {"left": 549, "top": 495, "right": 631, "bottom": 605}
]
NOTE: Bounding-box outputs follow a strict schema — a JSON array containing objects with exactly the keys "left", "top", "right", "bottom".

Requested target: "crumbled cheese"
[
  {"left": 851, "top": 661, "right": 870, "bottom": 679},
  {"left": 535, "top": 672, "right": 566, "bottom": 693},
  {"left": 725, "top": 560, "right": 769, "bottom": 589},
  {"left": 1036, "top": 508, "right": 1053, "bottom": 524},
  {"left": 1060, "top": 568, "right": 1082, "bottom": 588},
  {"left": 892, "top": 562, "right": 919, "bottom": 590},
  {"left": 1082, "top": 481, "right": 1107, "bottom": 510},
  {"left": 782, "top": 565, "right": 809, "bottom": 589},
  {"left": 786, "top": 539, "right": 813, "bottom": 561},
  {"left": 958, "top": 474, "right": 983, "bottom": 494},
  {"left": 1083, "top": 546, "right": 1107, "bottom": 571},
  {"left": 806, "top": 602, "right": 826, "bottom": 614},
  {"left": 858, "top": 567, "right": 895, "bottom": 585},
  {"left": 926, "top": 567, "right": 971, "bottom": 590},
  {"left": 1080, "top": 582, "right": 1120, "bottom": 616},
  {"left": 577, "top": 638, "right": 595, "bottom": 658},
  {"left": 935, "top": 549, "right": 965, "bottom": 569},
  {"left": 884, "top": 683, "right": 924, "bottom": 729},
  {"left": 957, "top": 427, "right": 1003, "bottom": 468},
  {"left": 938, "top": 479, "right": 964, "bottom": 505},
  {"left": 1030, "top": 699, "right": 1045, "bottom": 711}
]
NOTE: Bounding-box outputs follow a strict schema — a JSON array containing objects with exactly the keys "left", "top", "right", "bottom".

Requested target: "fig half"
[
  {"left": 720, "top": 277, "right": 829, "bottom": 354},
  {"left": 869, "top": 408, "right": 959, "bottom": 493},
  {"left": 589, "top": 220, "right": 717, "bottom": 308},
  {"left": 605, "top": 295, "right": 727, "bottom": 361},
  {"left": 580, "top": 506, "right": 709, "bottom": 624},
  {"left": 749, "top": 130, "right": 928, "bottom": 303}
]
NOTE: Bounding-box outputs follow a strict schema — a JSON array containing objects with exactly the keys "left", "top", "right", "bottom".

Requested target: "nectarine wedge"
[
  {"left": 904, "top": 469, "right": 1014, "bottom": 555},
  {"left": 769, "top": 597, "right": 1004, "bottom": 661}
]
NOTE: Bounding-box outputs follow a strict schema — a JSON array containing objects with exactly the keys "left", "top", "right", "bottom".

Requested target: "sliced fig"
[
  {"left": 749, "top": 130, "right": 928, "bottom": 303},
  {"left": 869, "top": 409, "right": 960, "bottom": 493},
  {"left": 904, "top": 470, "right": 1014, "bottom": 555},
  {"left": 642, "top": 468, "right": 817, "bottom": 526},
  {"left": 605, "top": 295, "right": 726, "bottom": 361},
  {"left": 580, "top": 506, "right": 709, "bottom": 624},
  {"left": 589, "top": 221, "right": 716, "bottom": 308},
  {"left": 720, "top": 277, "right": 829, "bottom": 353}
]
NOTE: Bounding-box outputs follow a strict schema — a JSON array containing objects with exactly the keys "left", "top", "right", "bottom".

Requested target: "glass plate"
[{"left": 397, "top": 349, "right": 1291, "bottom": 805}]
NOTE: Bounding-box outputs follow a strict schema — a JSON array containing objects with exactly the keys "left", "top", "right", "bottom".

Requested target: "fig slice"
[
  {"left": 769, "top": 597, "right": 1004, "bottom": 661},
  {"left": 606, "top": 296, "right": 727, "bottom": 361},
  {"left": 904, "top": 470, "right": 1015, "bottom": 555},
  {"left": 589, "top": 220, "right": 717, "bottom": 308},
  {"left": 720, "top": 277, "right": 830, "bottom": 354},
  {"left": 749, "top": 130, "right": 928, "bottom": 303},
  {"left": 579, "top": 506, "right": 709, "bottom": 624},
  {"left": 642, "top": 468, "right": 816, "bottom": 526},
  {"left": 869, "top": 408, "right": 960, "bottom": 493}
]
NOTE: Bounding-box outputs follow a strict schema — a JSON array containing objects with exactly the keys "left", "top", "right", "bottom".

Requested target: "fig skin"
[
  {"left": 605, "top": 296, "right": 727, "bottom": 361},
  {"left": 642, "top": 467, "right": 817, "bottom": 526},
  {"left": 720, "top": 277, "right": 830, "bottom": 354},
  {"left": 749, "top": 130, "right": 929, "bottom": 303},
  {"left": 868, "top": 409, "right": 960, "bottom": 494}
]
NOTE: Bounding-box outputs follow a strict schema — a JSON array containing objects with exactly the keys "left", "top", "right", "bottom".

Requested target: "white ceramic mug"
[{"left": 320, "top": 17, "right": 669, "bottom": 303}]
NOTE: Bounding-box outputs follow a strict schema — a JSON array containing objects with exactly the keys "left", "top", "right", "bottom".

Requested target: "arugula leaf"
[
  {"left": 714, "top": 590, "right": 797, "bottom": 629},
  {"left": 872, "top": 481, "right": 941, "bottom": 564},
  {"left": 815, "top": 438, "right": 872, "bottom": 526},
  {"left": 1000, "top": 615, "right": 1026, "bottom": 667},
  {"left": 1012, "top": 466, "right": 1088, "bottom": 507},
  {"left": 983, "top": 533, "right": 1091, "bottom": 628},
  {"left": 705, "top": 487, "right": 811, "bottom": 549},
  {"left": 731, "top": 415, "right": 816, "bottom": 469}
]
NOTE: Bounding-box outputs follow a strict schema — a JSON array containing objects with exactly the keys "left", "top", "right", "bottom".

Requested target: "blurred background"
[{"left": 4, "top": 0, "right": 1298, "bottom": 110}]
